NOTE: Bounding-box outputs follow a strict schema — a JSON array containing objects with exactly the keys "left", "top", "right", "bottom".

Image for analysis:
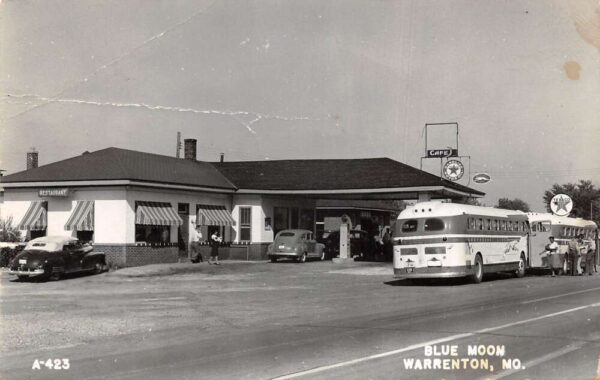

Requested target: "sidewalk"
[
  {"left": 107, "top": 260, "right": 267, "bottom": 278},
  {"left": 107, "top": 259, "right": 389, "bottom": 278}
]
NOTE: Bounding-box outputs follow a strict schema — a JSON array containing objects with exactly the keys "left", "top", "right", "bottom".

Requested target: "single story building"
[{"left": 0, "top": 141, "right": 484, "bottom": 267}]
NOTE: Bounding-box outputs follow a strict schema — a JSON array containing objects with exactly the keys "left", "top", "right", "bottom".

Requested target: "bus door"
[{"left": 529, "top": 221, "right": 552, "bottom": 267}]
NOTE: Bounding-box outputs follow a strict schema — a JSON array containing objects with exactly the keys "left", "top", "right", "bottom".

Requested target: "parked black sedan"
[{"left": 6, "top": 236, "right": 105, "bottom": 281}]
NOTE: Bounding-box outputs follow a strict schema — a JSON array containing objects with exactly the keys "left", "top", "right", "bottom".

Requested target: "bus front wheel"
[{"left": 470, "top": 254, "right": 483, "bottom": 284}]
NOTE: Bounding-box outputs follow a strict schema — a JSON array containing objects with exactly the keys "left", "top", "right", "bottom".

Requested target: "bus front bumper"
[{"left": 394, "top": 266, "right": 472, "bottom": 279}]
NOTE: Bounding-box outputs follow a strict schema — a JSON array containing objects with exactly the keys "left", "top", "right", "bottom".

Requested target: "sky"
[{"left": 1, "top": 0, "right": 599, "bottom": 211}]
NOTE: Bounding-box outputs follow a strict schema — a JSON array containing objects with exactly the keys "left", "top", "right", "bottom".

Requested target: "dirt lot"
[{"left": 0, "top": 260, "right": 397, "bottom": 354}]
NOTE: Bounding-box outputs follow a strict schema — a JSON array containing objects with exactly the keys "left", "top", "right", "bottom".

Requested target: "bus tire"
[
  {"left": 515, "top": 253, "right": 526, "bottom": 278},
  {"left": 470, "top": 254, "right": 483, "bottom": 284}
]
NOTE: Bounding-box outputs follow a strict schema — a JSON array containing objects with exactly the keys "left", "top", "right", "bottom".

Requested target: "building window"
[
  {"left": 135, "top": 225, "right": 170, "bottom": 243},
  {"left": 240, "top": 207, "right": 252, "bottom": 242},
  {"left": 77, "top": 230, "right": 94, "bottom": 243}
]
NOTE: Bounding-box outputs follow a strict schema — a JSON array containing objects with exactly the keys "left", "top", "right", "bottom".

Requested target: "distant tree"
[
  {"left": 456, "top": 197, "right": 483, "bottom": 206},
  {"left": 496, "top": 198, "right": 530, "bottom": 212},
  {"left": 0, "top": 217, "right": 21, "bottom": 242},
  {"left": 543, "top": 180, "right": 600, "bottom": 223}
]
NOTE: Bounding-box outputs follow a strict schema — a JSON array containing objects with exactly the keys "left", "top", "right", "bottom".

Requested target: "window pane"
[
  {"left": 240, "top": 227, "right": 251, "bottom": 241},
  {"left": 240, "top": 207, "right": 251, "bottom": 225},
  {"left": 424, "top": 218, "right": 445, "bottom": 231},
  {"left": 401, "top": 220, "right": 418, "bottom": 232}
]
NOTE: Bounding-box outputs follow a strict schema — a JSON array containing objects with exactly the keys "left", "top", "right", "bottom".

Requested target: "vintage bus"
[
  {"left": 527, "top": 213, "right": 597, "bottom": 272},
  {"left": 393, "top": 201, "right": 529, "bottom": 283}
]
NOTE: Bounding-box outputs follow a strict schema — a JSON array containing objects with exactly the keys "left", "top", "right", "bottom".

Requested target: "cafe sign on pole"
[
  {"left": 38, "top": 188, "right": 70, "bottom": 197},
  {"left": 426, "top": 149, "right": 458, "bottom": 158}
]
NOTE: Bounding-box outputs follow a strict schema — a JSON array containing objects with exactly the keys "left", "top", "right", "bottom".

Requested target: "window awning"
[
  {"left": 65, "top": 201, "right": 94, "bottom": 231},
  {"left": 17, "top": 201, "right": 47, "bottom": 230},
  {"left": 196, "top": 204, "right": 236, "bottom": 226},
  {"left": 136, "top": 201, "right": 182, "bottom": 226}
]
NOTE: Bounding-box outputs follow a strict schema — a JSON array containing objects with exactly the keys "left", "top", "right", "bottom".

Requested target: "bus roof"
[
  {"left": 526, "top": 212, "right": 597, "bottom": 228},
  {"left": 398, "top": 201, "right": 528, "bottom": 219}
]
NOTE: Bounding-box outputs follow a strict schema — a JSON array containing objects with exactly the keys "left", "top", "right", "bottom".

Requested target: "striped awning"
[
  {"left": 196, "top": 204, "right": 236, "bottom": 226},
  {"left": 136, "top": 201, "right": 182, "bottom": 226},
  {"left": 17, "top": 201, "right": 47, "bottom": 230},
  {"left": 65, "top": 201, "right": 94, "bottom": 231}
]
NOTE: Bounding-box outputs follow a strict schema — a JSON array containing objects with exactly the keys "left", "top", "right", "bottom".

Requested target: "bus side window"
[
  {"left": 468, "top": 218, "right": 475, "bottom": 230},
  {"left": 477, "top": 218, "right": 483, "bottom": 230},
  {"left": 500, "top": 220, "right": 506, "bottom": 231},
  {"left": 492, "top": 219, "right": 498, "bottom": 231}
]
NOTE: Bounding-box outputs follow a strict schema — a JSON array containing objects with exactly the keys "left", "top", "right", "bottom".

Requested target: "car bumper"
[
  {"left": 393, "top": 266, "right": 471, "bottom": 279},
  {"left": 271, "top": 252, "right": 301, "bottom": 258},
  {"left": 7, "top": 268, "right": 46, "bottom": 277}
]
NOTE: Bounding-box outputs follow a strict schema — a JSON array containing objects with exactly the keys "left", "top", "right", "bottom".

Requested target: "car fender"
[
  {"left": 316, "top": 243, "right": 325, "bottom": 254},
  {"left": 82, "top": 252, "right": 105, "bottom": 263}
]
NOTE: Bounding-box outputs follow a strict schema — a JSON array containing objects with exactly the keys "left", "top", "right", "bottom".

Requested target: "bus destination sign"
[
  {"left": 38, "top": 188, "right": 70, "bottom": 197},
  {"left": 427, "top": 149, "right": 458, "bottom": 158}
]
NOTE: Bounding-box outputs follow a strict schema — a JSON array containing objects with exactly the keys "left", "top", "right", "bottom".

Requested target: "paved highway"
[{"left": 1, "top": 262, "right": 599, "bottom": 379}]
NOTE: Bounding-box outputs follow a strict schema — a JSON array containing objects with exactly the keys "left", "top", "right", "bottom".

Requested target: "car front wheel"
[{"left": 93, "top": 261, "right": 104, "bottom": 275}]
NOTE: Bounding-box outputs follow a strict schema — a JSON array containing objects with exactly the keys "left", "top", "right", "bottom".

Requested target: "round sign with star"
[
  {"left": 550, "top": 194, "right": 573, "bottom": 216},
  {"left": 443, "top": 160, "right": 464, "bottom": 181}
]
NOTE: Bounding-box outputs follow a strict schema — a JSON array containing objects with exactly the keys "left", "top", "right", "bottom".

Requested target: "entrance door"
[
  {"left": 529, "top": 221, "right": 551, "bottom": 267},
  {"left": 178, "top": 203, "right": 189, "bottom": 258}
]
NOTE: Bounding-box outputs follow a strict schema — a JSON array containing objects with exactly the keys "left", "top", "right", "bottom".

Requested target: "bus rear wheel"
[
  {"left": 515, "top": 253, "right": 526, "bottom": 278},
  {"left": 470, "top": 254, "right": 483, "bottom": 284}
]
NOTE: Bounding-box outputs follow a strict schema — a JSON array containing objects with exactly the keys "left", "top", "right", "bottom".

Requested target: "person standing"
[
  {"left": 190, "top": 225, "right": 203, "bottom": 263},
  {"left": 544, "top": 236, "right": 560, "bottom": 277},
  {"left": 586, "top": 235, "right": 596, "bottom": 276},
  {"left": 209, "top": 231, "right": 222, "bottom": 265},
  {"left": 567, "top": 235, "right": 581, "bottom": 276}
]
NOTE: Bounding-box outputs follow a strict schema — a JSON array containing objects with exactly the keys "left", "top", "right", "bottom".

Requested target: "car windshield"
[{"left": 278, "top": 232, "right": 295, "bottom": 237}]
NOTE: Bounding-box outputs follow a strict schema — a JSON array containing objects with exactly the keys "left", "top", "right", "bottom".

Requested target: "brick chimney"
[
  {"left": 184, "top": 139, "right": 197, "bottom": 161},
  {"left": 27, "top": 148, "right": 38, "bottom": 170},
  {"left": 220, "top": 153, "right": 224, "bottom": 163}
]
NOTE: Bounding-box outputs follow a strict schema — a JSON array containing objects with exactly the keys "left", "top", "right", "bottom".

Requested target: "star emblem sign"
[
  {"left": 443, "top": 160, "right": 464, "bottom": 181},
  {"left": 554, "top": 196, "right": 571, "bottom": 212},
  {"left": 550, "top": 194, "right": 573, "bottom": 216}
]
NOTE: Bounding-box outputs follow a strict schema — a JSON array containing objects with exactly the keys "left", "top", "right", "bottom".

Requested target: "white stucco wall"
[
  {"left": 232, "top": 195, "right": 316, "bottom": 244},
  {"left": 232, "top": 194, "right": 263, "bottom": 243},
  {"left": 1, "top": 186, "right": 235, "bottom": 244},
  {"left": 1, "top": 187, "right": 128, "bottom": 242}
]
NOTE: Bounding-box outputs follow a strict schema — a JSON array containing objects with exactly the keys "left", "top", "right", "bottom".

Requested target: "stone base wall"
[{"left": 95, "top": 243, "right": 179, "bottom": 268}]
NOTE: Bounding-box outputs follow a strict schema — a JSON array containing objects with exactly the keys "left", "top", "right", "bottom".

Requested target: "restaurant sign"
[{"left": 39, "top": 188, "right": 70, "bottom": 197}]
